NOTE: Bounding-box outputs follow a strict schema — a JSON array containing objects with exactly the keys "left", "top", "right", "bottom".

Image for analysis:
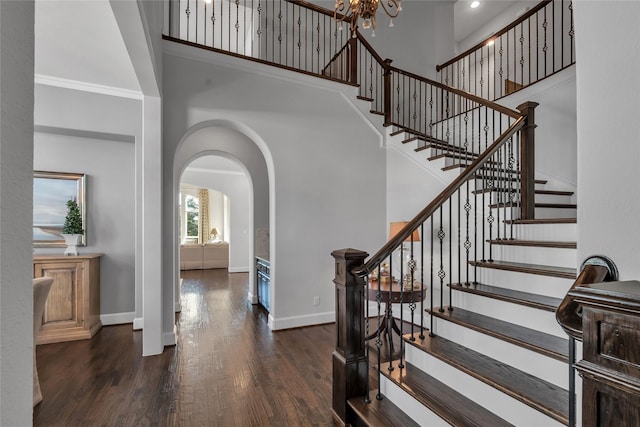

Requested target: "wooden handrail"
[
  {"left": 556, "top": 256, "right": 619, "bottom": 340},
  {"left": 436, "top": 0, "right": 551, "bottom": 71},
  {"left": 287, "top": 0, "right": 347, "bottom": 19},
  {"left": 352, "top": 116, "right": 526, "bottom": 277},
  {"left": 355, "top": 32, "right": 521, "bottom": 120}
]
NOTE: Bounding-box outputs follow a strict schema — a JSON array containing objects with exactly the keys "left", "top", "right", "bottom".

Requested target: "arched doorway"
[{"left": 167, "top": 122, "right": 272, "bottom": 334}]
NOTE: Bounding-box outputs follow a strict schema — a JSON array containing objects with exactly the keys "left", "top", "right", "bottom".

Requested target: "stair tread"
[
  {"left": 473, "top": 188, "right": 573, "bottom": 196},
  {"left": 428, "top": 153, "right": 501, "bottom": 164},
  {"left": 427, "top": 307, "right": 569, "bottom": 362},
  {"left": 449, "top": 282, "right": 562, "bottom": 311},
  {"left": 470, "top": 260, "right": 576, "bottom": 279},
  {"left": 473, "top": 174, "right": 548, "bottom": 185},
  {"left": 489, "top": 202, "right": 577, "bottom": 209},
  {"left": 415, "top": 141, "right": 475, "bottom": 155},
  {"left": 389, "top": 129, "right": 405, "bottom": 137},
  {"left": 384, "top": 362, "right": 514, "bottom": 427},
  {"left": 504, "top": 217, "right": 576, "bottom": 224},
  {"left": 404, "top": 334, "right": 569, "bottom": 425},
  {"left": 487, "top": 239, "right": 576, "bottom": 249},
  {"left": 348, "top": 390, "right": 420, "bottom": 427}
]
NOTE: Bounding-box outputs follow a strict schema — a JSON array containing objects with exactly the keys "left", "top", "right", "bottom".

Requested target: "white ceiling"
[
  {"left": 454, "top": 0, "right": 538, "bottom": 44},
  {"left": 35, "top": 0, "right": 140, "bottom": 92}
]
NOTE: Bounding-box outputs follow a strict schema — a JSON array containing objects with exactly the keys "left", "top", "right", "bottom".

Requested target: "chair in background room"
[{"left": 33, "top": 277, "right": 53, "bottom": 406}]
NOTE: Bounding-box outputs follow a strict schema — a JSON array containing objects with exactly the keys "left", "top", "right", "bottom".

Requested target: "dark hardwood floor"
[{"left": 33, "top": 269, "right": 341, "bottom": 426}]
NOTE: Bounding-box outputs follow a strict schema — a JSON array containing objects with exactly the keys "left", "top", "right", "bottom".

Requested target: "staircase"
[{"left": 343, "top": 123, "right": 577, "bottom": 426}]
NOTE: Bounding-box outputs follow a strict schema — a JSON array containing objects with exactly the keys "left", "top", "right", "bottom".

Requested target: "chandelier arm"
[
  {"left": 334, "top": 0, "right": 352, "bottom": 23},
  {"left": 379, "top": 0, "right": 400, "bottom": 18}
]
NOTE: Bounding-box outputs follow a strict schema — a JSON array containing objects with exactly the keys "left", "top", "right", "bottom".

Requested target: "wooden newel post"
[
  {"left": 348, "top": 36, "right": 358, "bottom": 85},
  {"left": 331, "top": 248, "right": 369, "bottom": 425},
  {"left": 517, "top": 101, "right": 539, "bottom": 220},
  {"left": 383, "top": 59, "right": 393, "bottom": 127}
]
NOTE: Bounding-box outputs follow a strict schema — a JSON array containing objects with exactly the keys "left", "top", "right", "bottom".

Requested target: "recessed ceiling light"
[{"left": 470, "top": 1, "right": 480, "bottom": 8}]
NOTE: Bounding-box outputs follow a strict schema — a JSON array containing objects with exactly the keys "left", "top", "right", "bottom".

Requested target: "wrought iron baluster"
[
  {"left": 398, "top": 244, "right": 405, "bottom": 370},
  {"left": 429, "top": 216, "right": 435, "bottom": 337},
  {"left": 438, "top": 207, "right": 445, "bottom": 312},
  {"left": 520, "top": 22, "right": 524, "bottom": 91},
  {"left": 420, "top": 223, "right": 425, "bottom": 339},
  {"left": 543, "top": 6, "right": 548, "bottom": 77},
  {"left": 375, "top": 264, "right": 383, "bottom": 401},
  {"left": 387, "top": 256, "right": 394, "bottom": 372}
]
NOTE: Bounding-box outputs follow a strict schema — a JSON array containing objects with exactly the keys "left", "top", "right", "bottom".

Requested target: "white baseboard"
[
  {"left": 163, "top": 325, "right": 177, "bottom": 346},
  {"left": 101, "top": 312, "right": 135, "bottom": 326},
  {"left": 269, "top": 311, "right": 335, "bottom": 331},
  {"left": 247, "top": 291, "right": 259, "bottom": 304},
  {"left": 133, "top": 317, "right": 143, "bottom": 330},
  {"left": 229, "top": 266, "right": 249, "bottom": 273}
]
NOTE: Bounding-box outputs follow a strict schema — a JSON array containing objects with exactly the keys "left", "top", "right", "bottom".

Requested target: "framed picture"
[{"left": 33, "top": 171, "right": 86, "bottom": 247}]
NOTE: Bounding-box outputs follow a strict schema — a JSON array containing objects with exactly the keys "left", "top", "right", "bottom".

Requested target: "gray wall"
[
  {"left": 34, "top": 132, "right": 136, "bottom": 318},
  {"left": 34, "top": 83, "right": 141, "bottom": 320}
]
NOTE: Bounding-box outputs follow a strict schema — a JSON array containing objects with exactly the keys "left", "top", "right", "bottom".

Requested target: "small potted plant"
[{"left": 61, "top": 199, "right": 84, "bottom": 256}]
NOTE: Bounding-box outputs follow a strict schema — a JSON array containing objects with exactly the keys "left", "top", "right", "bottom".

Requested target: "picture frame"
[{"left": 33, "top": 171, "right": 86, "bottom": 247}]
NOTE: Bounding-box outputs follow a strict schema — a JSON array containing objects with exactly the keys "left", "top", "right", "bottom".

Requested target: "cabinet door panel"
[{"left": 37, "top": 262, "right": 82, "bottom": 327}]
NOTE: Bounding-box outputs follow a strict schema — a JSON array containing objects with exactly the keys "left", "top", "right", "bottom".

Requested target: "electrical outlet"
[{"left": 313, "top": 296, "right": 320, "bottom": 306}]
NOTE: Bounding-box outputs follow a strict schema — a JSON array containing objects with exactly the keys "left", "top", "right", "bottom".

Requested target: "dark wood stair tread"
[
  {"left": 415, "top": 141, "right": 475, "bottom": 155},
  {"left": 488, "top": 202, "right": 577, "bottom": 209},
  {"left": 357, "top": 95, "right": 375, "bottom": 102},
  {"left": 428, "top": 153, "right": 502, "bottom": 164},
  {"left": 348, "top": 390, "right": 420, "bottom": 427},
  {"left": 404, "top": 335, "right": 569, "bottom": 425},
  {"left": 448, "top": 282, "right": 562, "bottom": 311},
  {"left": 389, "top": 129, "right": 405, "bottom": 137},
  {"left": 473, "top": 188, "right": 573, "bottom": 196},
  {"left": 487, "top": 239, "right": 576, "bottom": 249},
  {"left": 504, "top": 217, "right": 576, "bottom": 224},
  {"left": 427, "top": 307, "right": 569, "bottom": 362},
  {"left": 473, "top": 174, "right": 548, "bottom": 185},
  {"left": 384, "top": 362, "right": 513, "bottom": 427},
  {"left": 470, "top": 260, "right": 576, "bottom": 279}
]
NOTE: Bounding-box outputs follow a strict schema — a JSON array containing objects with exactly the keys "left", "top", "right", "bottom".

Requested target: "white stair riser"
[
  {"left": 379, "top": 376, "right": 450, "bottom": 427},
  {"left": 472, "top": 267, "right": 574, "bottom": 299},
  {"left": 489, "top": 244, "right": 577, "bottom": 268},
  {"left": 405, "top": 344, "right": 566, "bottom": 427},
  {"left": 535, "top": 207, "right": 577, "bottom": 219},
  {"left": 425, "top": 317, "right": 569, "bottom": 389},
  {"left": 511, "top": 223, "right": 577, "bottom": 241},
  {"left": 450, "top": 291, "right": 566, "bottom": 338},
  {"left": 535, "top": 193, "right": 575, "bottom": 204}
]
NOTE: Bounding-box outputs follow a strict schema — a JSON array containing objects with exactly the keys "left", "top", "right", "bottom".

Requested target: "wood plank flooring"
[{"left": 33, "top": 269, "right": 340, "bottom": 426}]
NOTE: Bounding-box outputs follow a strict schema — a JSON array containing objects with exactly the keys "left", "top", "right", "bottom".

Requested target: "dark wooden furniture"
[
  {"left": 569, "top": 280, "right": 640, "bottom": 426},
  {"left": 366, "top": 279, "right": 424, "bottom": 355}
]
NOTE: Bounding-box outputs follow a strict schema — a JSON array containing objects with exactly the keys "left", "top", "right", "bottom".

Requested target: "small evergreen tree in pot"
[{"left": 62, "top": 199, "right": 84, "bottom": 255}]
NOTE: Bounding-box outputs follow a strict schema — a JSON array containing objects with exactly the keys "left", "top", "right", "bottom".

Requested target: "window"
[{"left": 185, "top": 194, "right": 199, "bottom": 239}]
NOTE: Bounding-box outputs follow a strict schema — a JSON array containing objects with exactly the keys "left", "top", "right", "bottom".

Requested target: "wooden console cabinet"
[
  {"left": 33, "top": 254, "right": 102, "bottom": 344},
  {"left": 569, "top": 281, "right": 640, "bottom": 426}
]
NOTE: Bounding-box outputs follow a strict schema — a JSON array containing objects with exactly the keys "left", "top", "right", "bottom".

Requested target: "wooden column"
[
  {"left": 383, "top": 59, "right": 393, "bottom": 127},
  {"left": 331, "top": 248, "right": 368, "bottom": 426},
  {"left": 517, "top": 101, "right": 539, "bottom": 220}
]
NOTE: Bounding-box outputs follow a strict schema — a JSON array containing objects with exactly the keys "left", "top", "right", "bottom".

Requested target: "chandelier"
[{"left": 334, "top": 0, "right": 402, "bottom": 36}]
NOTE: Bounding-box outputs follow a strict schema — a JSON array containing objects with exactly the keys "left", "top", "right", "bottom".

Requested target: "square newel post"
[
  {"left": 383, "top": 59, "right": 393, "bottom": 127},
  {"left": 517, "top": 101, "right": 539, "bottom": 220},
  {"left": 348, "top": 37, "right": 358, "bottom": 85},
  {"left": 331, "top": 248, "right": 369, "bottom": 425}
]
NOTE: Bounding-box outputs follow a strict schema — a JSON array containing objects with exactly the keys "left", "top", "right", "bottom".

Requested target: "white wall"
[
  {"left": 387, "top": 147, "right": 446, "bottom": 224},
  {"left": 0, "top": 1, "right": 35, "bottom": 423},
  {"left": 498, "top": 67, "right": 577, "bottom": 190},
  {"left": 163, "top": 43, "right": 387, "bottom": 330},
  {"left": 34, "top": 133, "right": 136, "bottom": 319},
  {"left": 359, "top": 0, "right": 455, "bottom": 80},
  {"left": 34, "top": 84, "right": 142, "bottom": 321},
  {"left": 456, "top": 1, "right": 538, "bottom": 53},
  {"left": 574, "top": 1, "right": 640, "bottom": 277},
  {"left": 181, "top": 168, "right": 252, "bottom": 272}
]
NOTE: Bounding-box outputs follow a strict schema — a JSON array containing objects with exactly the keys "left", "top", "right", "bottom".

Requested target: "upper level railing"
[
  {"left": 166, "top": 0, "right": 354, "bottom": 83},
  {"left": 436, "top": 0, "right": 575, "bottom": 101}
]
